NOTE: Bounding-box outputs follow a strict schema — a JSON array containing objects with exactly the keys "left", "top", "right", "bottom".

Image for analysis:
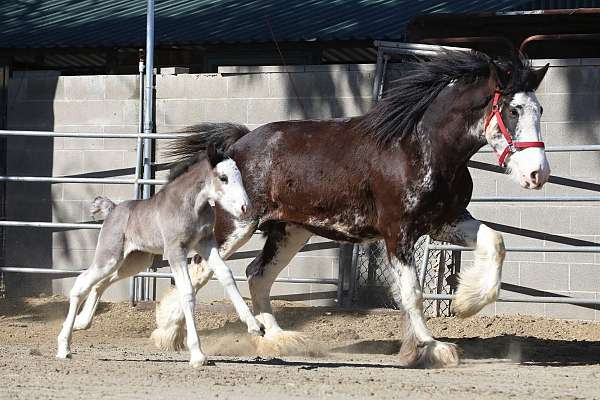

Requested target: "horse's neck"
[
  {"left": 426, "top": 112, "right": 486, "bottom": 178},
  {"left": 166, "top": 162, "right": 210, "bottom": 203}
]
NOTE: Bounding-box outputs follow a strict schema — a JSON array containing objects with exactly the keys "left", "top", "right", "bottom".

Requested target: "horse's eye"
[
  {"left": 219, "top": 175, "right": 228, "bottom": 184},
  {"left": 510, "top": 108, "right": 519, "bottom": 117},
  {"left": 540, "top": 106, "right": 544, "bottom": 116}
]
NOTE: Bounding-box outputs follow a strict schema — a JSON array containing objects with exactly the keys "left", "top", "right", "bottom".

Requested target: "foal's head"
[
  {"left": 484, "top": 60, "right": 550, "bottom": 189},
  {"left": 206, "top": 144, "right": 250, "bottom": 218}
]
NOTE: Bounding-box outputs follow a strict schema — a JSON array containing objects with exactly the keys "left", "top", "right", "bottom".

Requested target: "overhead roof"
[{"left": 0, "top": 0, "right": 536, "bottom": 49}]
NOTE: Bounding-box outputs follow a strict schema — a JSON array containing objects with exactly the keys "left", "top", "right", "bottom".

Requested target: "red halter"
[{"left": 483, "top": 91, "right": 545, "bottom": 167}]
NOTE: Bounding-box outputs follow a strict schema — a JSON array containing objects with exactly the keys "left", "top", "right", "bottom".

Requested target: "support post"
[{"left": 141, "top": 0, "right": 156, "bottom": 303}]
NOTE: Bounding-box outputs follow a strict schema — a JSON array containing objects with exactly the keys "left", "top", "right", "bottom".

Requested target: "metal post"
[
  {"left": 130, "top": 50, "right": 145, "bottom": 306},
  {"left": 419, "top": 235, "right": 431, "bottom": 288},
  {"left": 141, "top": 0, "right": 156, "bottom": 303},
  {"left": 143, "top": 0, "right": 155, "bottom": 201},
  {"left": 372, "top": 47, "right": 384, "bottom": 105}
]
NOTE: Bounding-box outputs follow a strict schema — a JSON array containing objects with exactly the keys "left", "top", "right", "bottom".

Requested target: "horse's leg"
[
  {"left": 165, "top": 245, "right": 206, "bottom": 368},
  {"left": 74, "top": 252, "right": 153, "bottom": 330},
  {"left": 152, "top": 218, "right": 257, "bottom": 351},
  {"left": 388, "top": 248, "right": 459, "bottom": 368},
  {"left": 431, "top": 210, "right": 505, "bottom": 318},
  {"left": 247, "top": 223, "right": 312, "bottom": 340},
  {"left": 197, "top": 238, "right": 263, "bottom": 336},
  {"left": 56, "top": 253, "right": 122, "bottom": 359}
]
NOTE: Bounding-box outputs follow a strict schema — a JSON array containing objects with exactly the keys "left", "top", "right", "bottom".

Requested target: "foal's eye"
[{"left": 219, "top": 175, "right": 228, "bottom": 184}]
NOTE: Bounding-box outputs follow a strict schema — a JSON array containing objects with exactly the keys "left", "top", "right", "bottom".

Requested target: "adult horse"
[{"left": 152, "top": 50, "right": 550, "bottom": 367}]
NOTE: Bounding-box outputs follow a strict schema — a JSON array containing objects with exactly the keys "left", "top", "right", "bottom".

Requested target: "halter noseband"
[{"left": 483, "top": 91, "right": 545, "bottom": 167}]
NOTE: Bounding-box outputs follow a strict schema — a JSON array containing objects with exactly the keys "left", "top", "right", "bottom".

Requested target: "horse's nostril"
[{"left": 241, "top": 205, "right": 247, "bottom": 214}]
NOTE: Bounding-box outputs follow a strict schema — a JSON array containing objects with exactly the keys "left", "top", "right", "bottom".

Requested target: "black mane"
[
  {"left": 358, "top": 50, "right": 532, "bottom": 146},
  {"left": 164, "top": 123, "right": 250, "bottom": 182}
]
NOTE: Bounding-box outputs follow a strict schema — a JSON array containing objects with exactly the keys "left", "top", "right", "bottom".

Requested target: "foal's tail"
[
  {"left": 163, "top": 122, "right": 250, "bottom": 163},
  {"left": 90, "top": 196, "right": 116, "bottom": 221}
]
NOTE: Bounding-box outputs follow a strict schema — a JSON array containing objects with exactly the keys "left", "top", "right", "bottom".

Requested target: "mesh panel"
[{"left": 353, "top": 237, "right": 460, "bottom": 316}]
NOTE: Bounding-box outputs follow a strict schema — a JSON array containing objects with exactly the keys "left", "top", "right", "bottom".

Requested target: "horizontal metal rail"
[
  {"left": 0, "top": 267, "right": 337, "bottom": 285},
  {"left": 0, "top": 176, "right": 167, "bottom": 185},
  {"left": 0, "top": 129, "right": 188, "bottom": 139},
  {"left": 424, "top": 293, "right": 600, "bottom": 305},
  {"left": 0, "top": 221, "right": 102, "bottom": 229},
  {"left": 471, "top": 196, "right": 600, "bottom": 202},
  {"left": 428, "top": 245, "right": 600, "bottom": 253}
]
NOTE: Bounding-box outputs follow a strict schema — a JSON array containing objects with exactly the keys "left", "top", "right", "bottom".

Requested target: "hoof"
[
  {"left": 56, "top": 350, "right": 72, "bottom": 359},
  {"left": 247, "top": 319, "right": 266, "bottom": 337},
  {"left": 399, "top": 340, "right": 460, "bottom": 368},
  {"left": 73, "top": 318, "right": 92, "bottom": 331},
  {"left": 254, "top": 330, "right": 324, "bottom": 357},
  {"left": 189, "top": 356, "right": 208, "bottom": 368},
  {"left": 452, "top": 284, "right": 498, "bottom": 318},
  {"left": 419, "top": 341, "right": 460, "bottom": 368},
  {"left": 150, "top": 326, "right": 187, "bottom": 351}
]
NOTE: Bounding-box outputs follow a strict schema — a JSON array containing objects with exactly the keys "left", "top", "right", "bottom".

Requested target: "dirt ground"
[{"left": 1, "top": 297, "right": 600, "bottom": 400}]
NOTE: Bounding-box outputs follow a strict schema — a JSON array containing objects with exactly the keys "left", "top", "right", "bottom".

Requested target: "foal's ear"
[
  {"left": 206, "top": 143, "right": 225, "bottom": 168},
  {"left": 526, "top": 63, "right": 549, "bottom": 91}
]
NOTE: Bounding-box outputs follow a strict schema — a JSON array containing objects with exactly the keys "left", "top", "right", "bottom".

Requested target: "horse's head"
[
  {"left": 206, "top": 143, "right": 250, "bottom": 218},
  {"left": 484, "top": 60, "right": 550, "bottom": 189}
]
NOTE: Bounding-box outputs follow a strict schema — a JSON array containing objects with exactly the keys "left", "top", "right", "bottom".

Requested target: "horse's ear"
[
  {"left": 206, "top": 143, "right": 225, "bottom": 168},
  {"left": 490, "top": 60, "right": 511, "bottom": 90},
  {"left": 527, "top": 63, "right": 549, "bottom": 91}
]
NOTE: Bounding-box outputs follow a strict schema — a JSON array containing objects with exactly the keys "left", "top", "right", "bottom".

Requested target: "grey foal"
[{"left": 57, "top": 145, "right": 263, "bottom": 367}]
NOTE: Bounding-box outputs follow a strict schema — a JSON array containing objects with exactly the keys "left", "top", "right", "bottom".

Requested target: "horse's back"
[{"left": 230, "top": 118, "right": 381, "bottom": 239}]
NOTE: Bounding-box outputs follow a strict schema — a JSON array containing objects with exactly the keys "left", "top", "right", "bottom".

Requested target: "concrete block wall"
[
  {"left": 4, "top": 64, "right": 375, "bottom": 306},
  {"left": 3, "top": 59, "right": 599, "bottom": 319},
  {"left": 5, "top": 72, "right": 140, "bottom": 300}
]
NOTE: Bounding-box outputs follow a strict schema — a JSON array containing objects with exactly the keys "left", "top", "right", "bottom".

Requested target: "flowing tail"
[
  {"left": 164, "top": 123, "right": 251, "bottom": 179},
  {"left": 90, "top": 196, "right": 116, "bottom": 221}
]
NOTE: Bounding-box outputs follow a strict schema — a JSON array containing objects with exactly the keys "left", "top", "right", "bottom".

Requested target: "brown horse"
[{"left": 153, "top": 50, "right": 550, "bottom": 367}]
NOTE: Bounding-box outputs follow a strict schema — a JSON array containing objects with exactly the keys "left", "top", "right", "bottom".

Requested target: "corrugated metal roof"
[{"left": 0, "top": 0, "right": 551, "bottom": 49}]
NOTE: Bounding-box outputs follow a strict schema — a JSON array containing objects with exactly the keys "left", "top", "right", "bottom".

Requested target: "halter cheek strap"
[{"left": 483, "top": 91, "right": 545, "bottom": 167}]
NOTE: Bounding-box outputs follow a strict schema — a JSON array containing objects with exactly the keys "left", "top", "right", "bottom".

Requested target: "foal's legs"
[
  {"left": 164, "top": 244, "right": 206, "bottom": 367},
  {"left": 247, "top": 223, "right": 312, "bottom": 337},
  {"left": 74, "top": 252, "right": 153, "bottom": 330},
  {"left": 431, "top": 210, "right": 505, "bottom": 317},
  {"left": 56, "top": 252, "right": 123, "bottom": 358},
  {"left": 388, "top": 250, "right": 459, "bottom": 368},
  {"left": 152, "top": 218, "right": 257, "bottom": 351},
  {"left": 196, "top": 239, "right": 263, "bottom": 336}
]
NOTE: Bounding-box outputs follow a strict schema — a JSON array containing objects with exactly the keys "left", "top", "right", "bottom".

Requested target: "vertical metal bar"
[
  {"left": 133, "top": 50, "right": 145, "bottom": 200},
  {"left": 379, "top": 55, "right": 389, "bottom": 98},
  {"left": 140, "top": 0, "right": 156, "bottom": 303},
  {"left": 0, "top": 62, "right": 8, "bottom": 299},
  {"left": 130, "top": 51, "right": 145, "bottom": 306},
  {"left": 419, "top": 235, "right": 431, "bottom": 289},
  {"left": 143, "top": 0, "right": 155, "bottom": 200},
  {"left": 348, "top": 244, "right": 360, "bottom": 306},
  {"left": 336, "top": 243, "right": 353, "bottom": 307},
  {"left": 372, "top": 47, "right": 384, "bottom": 104}
]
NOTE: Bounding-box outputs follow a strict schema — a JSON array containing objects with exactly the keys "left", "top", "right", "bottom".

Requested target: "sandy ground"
[{"left": 1, "top": 297, "right": 600, "bottom": 400}]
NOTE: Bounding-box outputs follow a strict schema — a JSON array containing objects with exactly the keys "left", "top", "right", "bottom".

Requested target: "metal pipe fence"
[{"left": 0, "top": 127, "right": 336, "bottom": 303}]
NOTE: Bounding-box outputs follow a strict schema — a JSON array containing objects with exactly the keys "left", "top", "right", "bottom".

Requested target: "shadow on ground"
[{"left": 333, "top": 336, "right": 600, "bottom": 366}]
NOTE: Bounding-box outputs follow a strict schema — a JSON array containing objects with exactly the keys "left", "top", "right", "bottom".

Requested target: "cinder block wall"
[
  {"left": 4, "top": 60, "right": 599, "bottom": 318},
  {"left": 4, "top": 65, "right": 374, "bottom": 306}
]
